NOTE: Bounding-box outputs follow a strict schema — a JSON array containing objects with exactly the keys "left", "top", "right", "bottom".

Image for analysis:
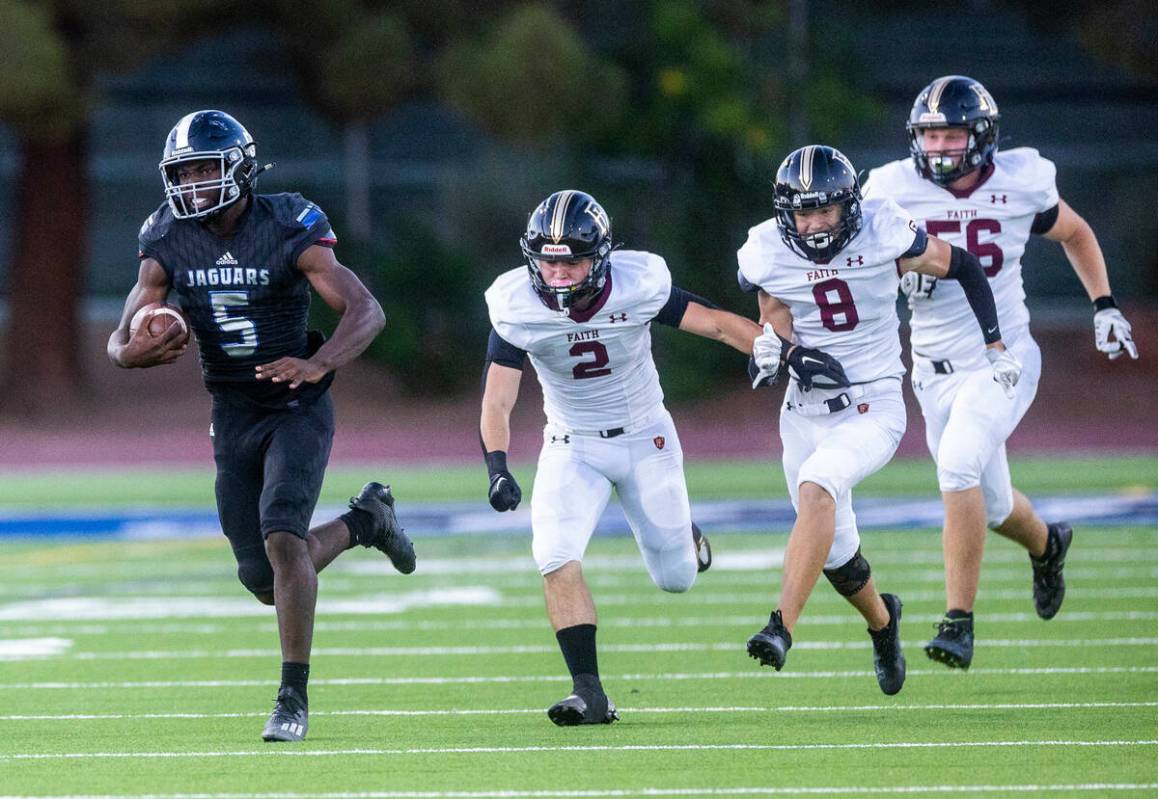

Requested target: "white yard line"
[
  {"left": 2, "top": 701, "right": 1155, "bottom": 722},
  {"left": 2, "top": 739, "right": 1157, "bottom": 762},
  {"left": 2, "top": 786, "right": 1157, "bottom": 798},
  {"left": 1, "top": 665, "right": 1155, "bottom": 691}
]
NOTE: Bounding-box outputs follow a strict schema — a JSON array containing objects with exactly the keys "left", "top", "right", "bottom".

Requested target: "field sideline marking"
[
  {"left": 2, "top": 701, "right": 1155, "bottom": 722},
  {"left": 2, "top": 785, "right": 1157, "bottom": 798},
  {"left": 26, "top": 637, "right": 1158, "bottom": 661},
  {"left": 3, "top": 739, "right": 1157, "bottom": 762},
  {"left": 4, "top": 610, "right": 1156, "bottom": 638},
  {"left": 1, "top": 665, "right": 1155, "bottom": 691}
]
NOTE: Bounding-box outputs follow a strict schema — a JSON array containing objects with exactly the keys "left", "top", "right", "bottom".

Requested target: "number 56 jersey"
[
  {"left": 864, "top": 148, "right": 1059, "bottom": 362},
  {"left": 485, "top": 250, "right": 672, "bottom": 432},
  {"left": 737, "top": 197, "right": 922, "bottom": 385}
]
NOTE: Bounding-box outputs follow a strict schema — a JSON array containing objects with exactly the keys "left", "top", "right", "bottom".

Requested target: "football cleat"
[
  {"left": 868, "top": 593, "right": 906, "bottom": 695},
  {"left": 692, "top": 524, "right": 712, "bottom": 573},
  {"left": 349, "top": 482, "right": 416, "bottom": 574},
  {"left": 924, "top": 613, "right": 974, "bottom": 670},
  {"left": 261, "top": 685, "right": 308, "bottom": 742},
  {"left": 1031, "top": 522, "right": 1073, "bottom": 620},
  {"left": 747, "top": 609, "right": 792, "bottom": 671},
  {"left": 547, "top": 674, "right": 618, "bottom": 726}
]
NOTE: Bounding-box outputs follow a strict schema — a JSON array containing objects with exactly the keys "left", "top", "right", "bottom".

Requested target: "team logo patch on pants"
[
  {"left": 858, "top": 403, "right": 870, "bottom": 414},
  {"left": 654, "top": 436, "right": 665, "bottom": 450}
]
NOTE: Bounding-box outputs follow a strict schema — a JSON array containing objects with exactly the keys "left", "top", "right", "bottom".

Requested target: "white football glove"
[
  {"left": 751, "top": 323, "right": 782, "bottom": 389},
  {"left": 1094, "top": 308, "right": 1138, "bottom": 360},
  {"left": 986, "top": 347, "right": 1022, "bottom": 399}
]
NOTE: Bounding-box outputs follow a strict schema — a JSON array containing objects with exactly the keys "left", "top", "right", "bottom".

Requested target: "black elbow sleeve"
[{"left": 946, "top": 246, "right": 1001, "bottom": 345}]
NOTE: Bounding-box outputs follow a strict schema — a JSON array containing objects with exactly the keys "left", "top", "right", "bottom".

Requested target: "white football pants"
[
  {"left": 531, "top": 407, "right": 698, "bottom": 592},
  {"left": 779, "top": 377, "right": 907, "bottom": 569},
  {"left": 911, "top": 332, "right": 1042, "bottom": 527}
]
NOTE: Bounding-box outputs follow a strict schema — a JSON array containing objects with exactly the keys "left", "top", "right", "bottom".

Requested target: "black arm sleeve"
[
  {"left": 653, "top": 285, "right": 718, "bottom": 328},
  {"left": 900, "top": 227, "right": 929, "bottom": 259},
  {"left": 485, "top": 328, "right": 526, "bottom": 370},
  {"left": 944, "top": 245, "right": 1002, "bottom": 345},
  {"left": 1031, "top": 203, "right": 1060, "bottom": 235}
]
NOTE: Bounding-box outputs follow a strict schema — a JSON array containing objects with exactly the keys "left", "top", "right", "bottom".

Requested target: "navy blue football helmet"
[
  {"left": 906, "top": 75, "right": 1000, "bottom": 186},
  {"left": 520, "top": 190, "right": 614, "bottom": 312},
  {"left": 773, "top": 145, "right": 863, "bottom": 262},
  {"left": 159, "top": 110, "right": 262, "bottom": 219}
]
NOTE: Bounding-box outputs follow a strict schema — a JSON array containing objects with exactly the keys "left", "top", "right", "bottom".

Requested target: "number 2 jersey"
[
  {"left": 137, "top": 193, "right": 338, "bottom": 406},
  {"left": 485, "top": 250, "right": 681, "bottom": 432},
  {"left": 864, "top": 147, "right": 1059, "bottom": 363},
  {"left": 736, "top": 197, "right": 923, "bottom": 385}
]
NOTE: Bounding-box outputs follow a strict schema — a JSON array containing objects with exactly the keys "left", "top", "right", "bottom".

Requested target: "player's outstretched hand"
[
  {"left": 986, "top": 347, "right": 1022, "bottom": 399},
  {"left": 751, "top": 323, "right": 782, "bottom": 389},
  {"left": 118, "top": 321, "right": 188, "bottom": 368},
  {"left": 1094, "top": 308, "right": 1139, "bottom": 361},
  {"left": 255, "top": 357, "right": 329, "bottom": 389},
  {"left": 786, "top": 345, "right": 850, "bottom": 392}
]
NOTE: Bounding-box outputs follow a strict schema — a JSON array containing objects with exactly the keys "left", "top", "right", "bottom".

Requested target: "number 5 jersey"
[
  {"left": 138, "top": 193, "right": 338, "bottom": 406},
  {"left": 736, "top": 197, "right": 923, "bottom": 385},
  {"left": 863, "top": 148, "right": 1059, "bottom": 363}
]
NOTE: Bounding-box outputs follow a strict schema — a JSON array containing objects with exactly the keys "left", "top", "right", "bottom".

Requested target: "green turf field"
[{"left": 0, "top": 457, "right": 1156, "bottom": 797}]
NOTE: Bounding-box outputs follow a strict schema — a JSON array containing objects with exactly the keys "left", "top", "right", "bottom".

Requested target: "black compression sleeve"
[
  {"left": 485, "top": 328, "right": 526, "bottom": 370},
  {"left": 654, "top": 285, "right": 718, "bottom": 327},
  {"left": 900, "top": 227, "right": 929, "bottom": 259},
  {"left": 945, "top": 245, "right": 1002, "bottom": 345},
  {"left": 1031, "top": 204, "right": 1060, "bottom": 235}
]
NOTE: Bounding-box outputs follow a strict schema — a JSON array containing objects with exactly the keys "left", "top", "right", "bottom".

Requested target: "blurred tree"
[{"left": 0, "top": 0, "right": 240, "bottom": 413}]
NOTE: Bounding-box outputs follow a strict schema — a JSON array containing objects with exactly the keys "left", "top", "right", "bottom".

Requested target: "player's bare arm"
[
  {"left": 480, "top": 362, "right": 524, "bottom": 512},
  {"left": 256, "top": 244, "right": 386, "bottom": 389},
  {"left": 1041, "top": 199, "right": 1111, "bottom": 299},
  {"left": 107, "top": 257, "right": 188, "bottom": 368},
  {"left": 677, "top": 301, "right": 763, "bottom": 354}
]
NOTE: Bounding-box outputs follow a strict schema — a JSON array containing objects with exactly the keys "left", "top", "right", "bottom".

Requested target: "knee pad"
[
  {"left": 643, "top": 540, "right": 697, "bottom": 594},
  {"left": 823, "top": 547, "right": 871, "bottom": 597},
  {"left": 937, "top": 459, "right": 982, "bottom": 493},
  {"left": 236, "top": 552, "right": 275, "bottom": 599}
]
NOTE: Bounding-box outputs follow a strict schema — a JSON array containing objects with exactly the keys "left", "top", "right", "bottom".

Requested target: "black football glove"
[
  {"left": 485, "top": 450, "right": 522, "bottom": 512},
  {"left": 786, "top": 345, "right": 850, "bottom": 392}
]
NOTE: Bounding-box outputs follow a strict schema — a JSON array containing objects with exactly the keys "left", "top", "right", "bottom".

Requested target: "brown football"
[{"left": 130, "top": 302, "right": 189, "bottom": 340}]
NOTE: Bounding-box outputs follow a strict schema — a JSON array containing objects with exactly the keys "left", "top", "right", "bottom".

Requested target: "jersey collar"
[{"left": 566, "top": 270, "right": 614, "bottom": 324}]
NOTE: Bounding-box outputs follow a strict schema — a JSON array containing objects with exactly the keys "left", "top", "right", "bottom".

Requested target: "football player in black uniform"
[{"left": 107, "top": 110, "right": 416, "bottom": 742}]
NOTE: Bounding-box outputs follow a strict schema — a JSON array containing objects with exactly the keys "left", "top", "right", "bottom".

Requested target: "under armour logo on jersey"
[
  {"left": 846, "top": 255, "right": 864, "bottom": 266},
  {"left": 609, "top": 313, "right": 627, "bottom": 323},
  {"left": 550, "top": 434, "right": 571, "bottom": 444},
  {"left": 990, "top": 194, "right": 1007, "bottom": 204},
  {"left": 216, "top": 251, "right": 238, "bottom": 265}
]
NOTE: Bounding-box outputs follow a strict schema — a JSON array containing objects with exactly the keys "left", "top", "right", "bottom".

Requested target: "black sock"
[
  {"left": 946, "top": 609, "right": 973, "bottom": 622},
  {"left": 281, "top": 661, "right": 310, "bottom": 706},
  {"left": 556, "top": 624, "right": 599, "bottom": 681},
  {"left": 340, "top": 508, "right": 375, "bottom": 548}
]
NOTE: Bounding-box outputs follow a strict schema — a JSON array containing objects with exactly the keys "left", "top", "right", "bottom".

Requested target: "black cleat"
[
  {"left": 924, "top": 612, "right": 974, "bottom": 670},
  {"left": 692, "top": 524, "right": 712, "bottom": 573},
  {"left": 349, "top": 482, "right": 416, "bottom": 574},
  {"left": 261, "top": 685, "right": 308, "bottom": 742},
  {"left": 547, "top": 675, "right": 618, "bottom": 726},
  {"left": 747, "top": 609, "right": 792, "bottom": 671},
  {"left": 869, "top": 593, "right": 906, "bottom": 695},
  {"left": 1032, "top": 522, "right": 1073, "bottom": 620}
]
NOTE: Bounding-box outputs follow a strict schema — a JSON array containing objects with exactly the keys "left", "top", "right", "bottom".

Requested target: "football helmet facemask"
[
  {"left": 906, "top": 75, "right": 1000, "bottom": 186},
  {"left": 773, "top": 145, "right": 863, "bottom": 263},
  {"left": 520, "top": 190, "right": 614, "bottom": 313},
  {"left": 160, "top": 110, "right": 263, "bottom": 220}
]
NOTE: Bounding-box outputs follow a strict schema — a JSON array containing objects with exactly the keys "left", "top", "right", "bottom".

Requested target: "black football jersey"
[{"left": 138, "top": 193, "right": 337, "bottom": 407}]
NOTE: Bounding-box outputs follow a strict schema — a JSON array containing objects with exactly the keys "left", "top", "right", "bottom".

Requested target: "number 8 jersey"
[
  {"left": 138, "top": 193, "right": 337, "bottom": 395},
  {"left": 485, "top": 250, "right": 674, "bottom": 432},
  {"left": 737, "top": 197, "right": 922, "bottom": 385},
  {"left": 864, "top": 148, "right": 1059, "bottom": 363}
]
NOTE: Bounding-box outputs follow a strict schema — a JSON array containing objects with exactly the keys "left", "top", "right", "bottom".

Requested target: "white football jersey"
[
  {"left": 737, "top": 197, "right": 919, "bottom": 384},
  {"left": 864, "top": 147, "right": 1059, "bottom": 363},
  {"left": 485, "top": 250, "right": 672, "bottom": 431}
]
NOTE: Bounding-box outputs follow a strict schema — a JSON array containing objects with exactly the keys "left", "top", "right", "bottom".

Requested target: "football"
[{"left": 130, "top": 302, "right": 189, "bottom": 340}]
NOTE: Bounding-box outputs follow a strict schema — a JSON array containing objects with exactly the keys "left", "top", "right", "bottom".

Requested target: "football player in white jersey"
[
  {"left": 863, "top": 75, "right": 1138, "bottom": 669},
  {"left": 480, "top": 190, "right": 774, "bottom": 726},
  {"left": 737, "top": 145, "right": 1020, "bottom": 695}
]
